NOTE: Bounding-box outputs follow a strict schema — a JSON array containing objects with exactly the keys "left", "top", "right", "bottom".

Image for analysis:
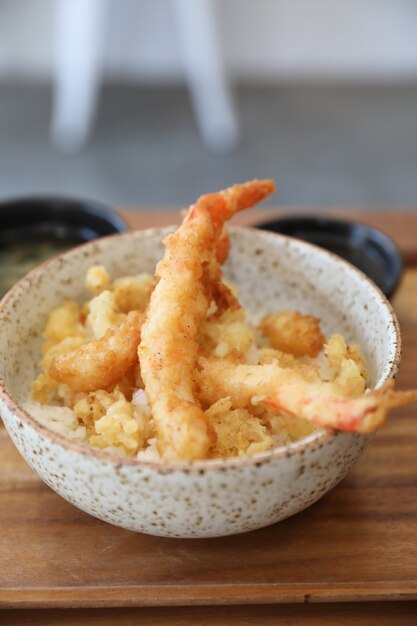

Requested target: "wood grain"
[
  {"left": 1, "top": 211, "right": 417, "bottom": 612},
  {"left": 3, "top": 603, "right": 417, "bottom": 626}
]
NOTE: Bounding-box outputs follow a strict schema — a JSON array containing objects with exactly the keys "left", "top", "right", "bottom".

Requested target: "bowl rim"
[{"left": 0, "top": 226, "right": 402, "bottom": 474}]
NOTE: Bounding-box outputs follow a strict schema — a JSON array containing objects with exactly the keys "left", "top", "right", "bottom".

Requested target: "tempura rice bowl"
[{"left": 0, "top": 227, "right": 400, "bottom": 537}]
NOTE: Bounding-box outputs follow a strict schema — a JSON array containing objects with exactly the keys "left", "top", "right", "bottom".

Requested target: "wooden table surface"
[
  {"left": 121, "top": 206, "right": 417, "bottom": 265},
  {"left": 1, "top": 209, "right": 417, "bottom": 624}
]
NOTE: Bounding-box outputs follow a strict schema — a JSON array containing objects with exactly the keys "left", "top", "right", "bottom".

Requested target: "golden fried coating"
[
  {"left": 89, "top": 394, "right": 141, "bottom": 455},
  {"left": 260, "top": 311, "right": 325, "bottom": 358},
  {"left": 138, "top": 179, "right": 275, "bottom": 461},
  {"left": 41, "top": 301, "right": 87, "bottom": 354},
  {"left": 85, "top": 265, "right": 111, "bottom": 296},
  {"left": 73, "top": 388, "right": 119, "bottom": 432},
  {"left": 113, "top": 274, "right": 154, "bottom": 313},
  {"left": 266, "top": 413, "right": 316, "bottom": 441},
  {"left": 85, "top": 265, "right": 154, "bottom": 314},
  {"left": 206, "top": 397, "right": 273, "bottom": 457},
  {"left": 86, "top": 290, "right": 125, "bottom": 339},
  {"left": 197, "top": 355, "right": 417, "bottom": 434},
  {"left": 32, "top": 335, "right": 87, "bottom": 403},
  {"left": 31, "top": 373, "right": 58, "bottom": 405},
  {"left": 73, "top": 387, "right": 154, "bottom": 455},
  {"left": 257, "top": 347, "right": 320, "bottom": 378},
  {"left": 49, "top": 310, "right": 144, "bottom": 393},
  {"left": 325, "top": 333, "right": 369, "bottom": 382},
  {"left": 199, "top": 308, "right": 256, "bottom": 358}
]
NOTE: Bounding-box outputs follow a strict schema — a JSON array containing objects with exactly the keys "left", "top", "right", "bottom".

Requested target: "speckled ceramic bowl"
[{"left": 0, "top": 227, "right": 401, "bottom": 538}]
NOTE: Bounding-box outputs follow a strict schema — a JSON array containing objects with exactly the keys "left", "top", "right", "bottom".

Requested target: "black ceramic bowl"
[
  {"left": 0, "top": 196, "right": 129, "bottom": 296},
  {"left": 255, "top": 215, "right": 403, "bottom": 298}
]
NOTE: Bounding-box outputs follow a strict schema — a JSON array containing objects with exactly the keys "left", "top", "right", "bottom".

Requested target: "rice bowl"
[{"left": 0, "top": 227, "right": 401, "bottom": 537}]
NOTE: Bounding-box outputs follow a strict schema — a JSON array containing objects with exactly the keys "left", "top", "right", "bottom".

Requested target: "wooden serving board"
[{"left": 1, "top": 211, "right": 417, "bottom": 610}]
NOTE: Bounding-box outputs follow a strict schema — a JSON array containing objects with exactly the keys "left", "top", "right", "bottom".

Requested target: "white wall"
[{"left": 1, "top": 0, "right": 417, "bottom": 81}]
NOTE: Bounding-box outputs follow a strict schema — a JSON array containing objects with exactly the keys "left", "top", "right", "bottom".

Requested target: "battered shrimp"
[
  {"left": 197, "top": 355, "right": 417, "bottom": 434},
  {"left": 138, "top": 179, "right": 275, "bottom": 461},
  {"left": 260, "top": 311, "right": 325, "bottom": 358},
  {"left": 50, "top": 310, "right": 144, "bottom": 393}
]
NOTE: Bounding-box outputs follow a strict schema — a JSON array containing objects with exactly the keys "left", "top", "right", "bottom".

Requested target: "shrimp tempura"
[
  {"left": 197, "top": 356, "right": 417, "bottom": 434},
  {"left": 138, "top": 180, "right": 275, "bottom": 461},
  {"left": 50, "top": 310, "right": 144, "bottom": 393}
]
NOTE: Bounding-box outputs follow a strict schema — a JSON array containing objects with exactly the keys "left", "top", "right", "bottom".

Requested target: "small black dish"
[
  {"left": 0, "top": 196, "right": 129, "bottom": 296},
  {"left": 255, "top": 215, "right": 403, "bottom": 298}
]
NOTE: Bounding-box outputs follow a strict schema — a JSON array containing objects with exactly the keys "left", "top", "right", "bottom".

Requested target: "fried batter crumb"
[
  {"left": 325, "top": 333, "right": 369, "bottom": 382},
  {"left": 260, "top": 311, "right": 325, "bottom": 357},
  {"left": 206, "top": 397, "right": 273, "bottom": 457},
  {"left": 85, "top": 265, "right": 111, "bottom": 296},
  {"left": 113, "top": 274, "right": 155, "bottom": 313},
  {"left": 199, "top": 309, "right": 256, "bottom": 359}
]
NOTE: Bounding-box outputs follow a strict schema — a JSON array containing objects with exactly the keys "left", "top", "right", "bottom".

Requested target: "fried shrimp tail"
[
  {"left": 49, "top": 310, "right": 144, "bottom": 393},
  {"left": 138, "top": 179, "right": 275, "bottom": 461},
  {"left": 189, "top": 179, "right": 276, "bottom": 264},
  {"left": 287, "top": 380, "right": 417, "bottom": 433},
  {"left": 196, "top": 356, "right": 417, "bottom": 434}
]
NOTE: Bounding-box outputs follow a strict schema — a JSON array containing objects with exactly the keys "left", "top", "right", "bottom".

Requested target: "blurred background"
[{"left": 1, "top": 0, "right": 417, "bottom": 208}]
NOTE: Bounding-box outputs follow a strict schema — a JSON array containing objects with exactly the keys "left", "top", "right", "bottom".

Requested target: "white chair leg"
[
  {"left": 172, "top": 0, "right": 239, "bottom": 152},
  {"left": 51, "top": 0, "right": 110, "bottom": 152}
]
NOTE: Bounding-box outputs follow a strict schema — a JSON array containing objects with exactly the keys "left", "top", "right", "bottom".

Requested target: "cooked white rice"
[
  {"left": 23, "top": 401, "right": 87, "bottom": 444},
  {"left": 23, "top": 399, "right": 161, "bottom": 460}
]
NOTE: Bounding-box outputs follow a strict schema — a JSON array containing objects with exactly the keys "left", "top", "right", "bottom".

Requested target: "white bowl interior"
[{"left": 0, "top": 227, "right": 398, "bottom": 412}]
